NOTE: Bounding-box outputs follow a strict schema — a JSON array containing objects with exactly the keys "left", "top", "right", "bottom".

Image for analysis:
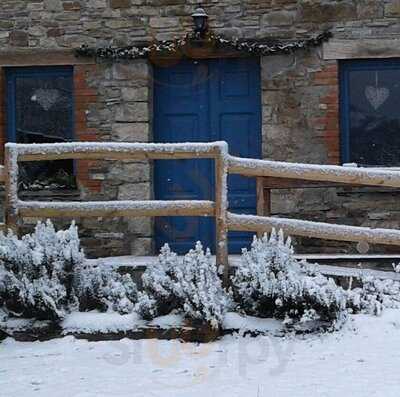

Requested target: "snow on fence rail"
[
  {"left": 12, "top": 142, "right": 226, "bottom": 161},
  {"left": 2, "top": 141, "right": 230, "bottom": 282},
  {"left": 228, "top": 155, "right": 400, "bottom": 188},
  {"left": 227, "top": 213, "right": 400, "bottom": 247},
  {"left": 17, "top": 200, "right": 215, "bottom": 218},
  {"left": 3, "top": 141, "right": 400, "bottom": 284}
]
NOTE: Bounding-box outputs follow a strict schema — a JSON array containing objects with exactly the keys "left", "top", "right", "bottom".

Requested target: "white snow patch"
[
  {"left": 0, "top": 317, "right": 35, "bottom": 332},
  {"left": 223, "top": 312, "right": 283, "bottom": 333},
  {"left": 2, "top": 311, "right": 400, "bottom": 397},
  {"left": 62, "top": 311, "right": 145, "bottom": 334},
  {"left": 149, "top": 313, "right": 185, "bottom": 328}
]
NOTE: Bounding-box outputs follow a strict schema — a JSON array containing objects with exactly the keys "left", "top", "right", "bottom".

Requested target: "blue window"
[
  {"left": 6, "top": 66, "right": 75, "bottom": 189},
  {"left": 340, "top": 59, "right": 400, "bottom": 166}
]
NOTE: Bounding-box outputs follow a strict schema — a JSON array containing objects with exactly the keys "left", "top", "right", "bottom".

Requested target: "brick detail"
[
  {"left": 74, "top": 64, "right": 101, "bottom": 193},
  {"left": 312, "top": 63, "right": 340, "bottom": 165}
]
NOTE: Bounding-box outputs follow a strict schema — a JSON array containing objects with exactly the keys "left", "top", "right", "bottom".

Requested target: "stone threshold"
[{"left": 89, "top": 254, "right": 400, "bottom": 281}]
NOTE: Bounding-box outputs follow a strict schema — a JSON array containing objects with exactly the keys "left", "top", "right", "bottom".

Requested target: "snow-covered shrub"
[
  {"left": 137, "top": 243, "right": 231, "bottom": 329},
  {"left": 73, "top": 264, "right": 138, "bottom": 315},
  {"left": 347, "top": 275, "right": 400, "bottom": 316},
  {"left": 137, "top": 244, "right": 179, "bottom": 319},
  {"left": 231, "top": 231, "right": 348, "bottom": 330},
  {"left": 0, "top": 220, "right": 140, "bottom": 322},
  {"left": 0, "top": 221, "right": 84, "bottom": 321}
]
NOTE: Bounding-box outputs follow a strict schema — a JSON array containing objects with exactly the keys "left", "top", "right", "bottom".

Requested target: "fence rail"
[
  {"left": 3, "top": 141, "right": 400, "bottom": 285},
  {"left": 13, "top": 142, "right": 225, "bottom": 161},
  {"left": 226, "top": 213, "right": 400, "bottom": 246},
  {"left": 228, "top": 156, "right": 400, "bottom": 188},
  {"left": 17, "top": 200, "right": 215, "bottom": 218}
]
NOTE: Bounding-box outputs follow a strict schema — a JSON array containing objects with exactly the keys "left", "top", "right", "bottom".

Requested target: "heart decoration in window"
[
  {"left": 365, "top": 85, "right": 389, "bottom": 110},
  {"left": 31, "top": 88, "right": 61, "bottom": 111}
]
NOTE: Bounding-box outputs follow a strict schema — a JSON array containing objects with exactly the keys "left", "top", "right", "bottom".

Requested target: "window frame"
[
  {"left": 339, "top": 58, "right": 400, "bottom": 167},
  {"left": 5, "top": 65, "right": 75, "bottom": 143}
]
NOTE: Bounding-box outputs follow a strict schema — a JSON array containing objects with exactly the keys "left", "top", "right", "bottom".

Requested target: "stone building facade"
[{"left": 1, "top": 0, "right": 400, "bottom": 257}]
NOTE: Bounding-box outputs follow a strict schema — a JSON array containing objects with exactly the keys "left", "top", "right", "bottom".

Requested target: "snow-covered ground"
[{"left": 2, "top": 310, "right": 400, "bottom": 397}]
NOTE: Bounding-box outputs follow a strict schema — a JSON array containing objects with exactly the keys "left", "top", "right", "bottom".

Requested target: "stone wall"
[{"left": 1, "top": 0, "right": 400, "bottom": 256}]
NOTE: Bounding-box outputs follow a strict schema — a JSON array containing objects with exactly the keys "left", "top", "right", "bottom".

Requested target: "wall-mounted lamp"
[{"left": 191, "top": 7, "right": 208, "bottom": 36}]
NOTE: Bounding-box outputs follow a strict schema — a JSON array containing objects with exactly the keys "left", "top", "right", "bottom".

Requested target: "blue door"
[{"left": 154, "top": 58, "right": 261, "bottom": 254}]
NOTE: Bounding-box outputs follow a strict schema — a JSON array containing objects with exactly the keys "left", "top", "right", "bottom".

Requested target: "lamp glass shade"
[{"left": 192, "top": 8, "right": 208, "bottom": 33}]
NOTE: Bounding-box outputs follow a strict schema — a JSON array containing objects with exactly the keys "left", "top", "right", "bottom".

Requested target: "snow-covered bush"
[
  {"left": 0, "top": 221, "right": 139, "bottom": 322},
  {"left": 137, "top": 243, "right": 231, "bottom": 329},
  {"left": 73, "top": 264, "right": 138, "bottom": 315},
  {"left": 231, "top": 231, "right": 348, "bottom": 330},
  {"left": 347, "top": 275, "right": 400, "bottom": 316},
  {"left": 0, "top": 221, "right": 84, "bottom": 321}
]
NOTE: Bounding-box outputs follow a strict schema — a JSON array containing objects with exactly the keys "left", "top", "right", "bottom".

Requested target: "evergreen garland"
[{"left": 75, "top": 30, "right": 332, "bottom": 61}]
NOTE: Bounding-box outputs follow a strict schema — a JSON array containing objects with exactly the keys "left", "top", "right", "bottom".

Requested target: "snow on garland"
[{"left": 75, "top": 30, "right": 332, "bottom": 61}]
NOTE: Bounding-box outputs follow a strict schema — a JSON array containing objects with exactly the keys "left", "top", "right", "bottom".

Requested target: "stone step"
[{"left": 89, "top": 254, "right": 400, "bottom": 286}]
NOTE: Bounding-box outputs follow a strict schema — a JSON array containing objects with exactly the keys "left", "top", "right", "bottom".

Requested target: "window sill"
[
  {"left": 0, "top": 187, "right": 81, "bottom": 201},
  {"left": 19, "top": 189, "right": 80, "bottom": 199}
]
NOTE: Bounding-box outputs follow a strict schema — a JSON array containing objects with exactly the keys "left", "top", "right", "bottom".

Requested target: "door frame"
[{"left": 151, "top": 55, "right": 262, "bottom": 254}]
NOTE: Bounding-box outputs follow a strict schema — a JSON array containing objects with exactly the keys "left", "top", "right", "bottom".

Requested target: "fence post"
[
  {"left": 4, "top": 144, "right": 19, "bottom": 234},
  {"left": 215, "top": 142, "right": 229, "bottom": 286},
  {"left": 256, "top": 177, "right": 265, "bottom": 238}
]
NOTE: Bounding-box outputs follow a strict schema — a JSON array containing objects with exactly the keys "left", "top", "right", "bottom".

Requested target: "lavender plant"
[
  {"left": 231, "top": 230, "right": 348, "bottom": 330},
  {"left": 137, "top": 242, "right": 231, "bottom": 329}
]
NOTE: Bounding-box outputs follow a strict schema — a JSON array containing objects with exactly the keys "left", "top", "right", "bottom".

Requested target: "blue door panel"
[
  {"left": 211, "top": 58, "right": 261, "bottom": 253},
  {"left": 154, "top": 61, "right": 214, "bottom": 253},
  {"left": 154, "top": 58, "right": 261, "bottom": 254}
]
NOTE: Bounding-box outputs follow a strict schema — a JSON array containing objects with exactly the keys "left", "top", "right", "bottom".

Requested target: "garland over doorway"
[{"left": 75, "top": 31, "right": 332, "bottom": 62}]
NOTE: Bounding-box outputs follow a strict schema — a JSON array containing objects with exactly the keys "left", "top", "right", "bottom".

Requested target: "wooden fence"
[{"left": 3, "top": 141, "right": 400, "bottom": 284}]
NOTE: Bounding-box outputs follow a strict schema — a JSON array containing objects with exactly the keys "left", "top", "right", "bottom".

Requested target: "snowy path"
[{"left": 1, "top": 311, "right": 400, "bottom": 397}]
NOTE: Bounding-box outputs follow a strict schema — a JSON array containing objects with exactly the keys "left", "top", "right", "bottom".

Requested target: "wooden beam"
[
  {"left": 9, "top": 142, "right": 223, "bottom": 161},
  {"left": 256, "top": 177, "right": 265, "bottom": 238},
  {"left": 256, "top": 177, "right": 265, "bottom": 216},
  {"left": 228, "top": 156, "right": 400, "bottom": 188},
  {"left": 0, "top": 49, "right": 95, "bottom": 66},
  {"left": 227, "top": 212, "right": 400, "bottom": 247},
  {"left": 261, "top": 176, "right": 360, "bottom": 189},
  {"left": 18, "top": 200, "right": 215, "bottom": 218},
  {"left": 214, "top": 144, "right": 229, "bottom": 286},
  {"left": 323, "top": 39, "right": 400, "bottom": 60},
  {"left": 4, "top": 147, "right": 19, "bottom": 233}
]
